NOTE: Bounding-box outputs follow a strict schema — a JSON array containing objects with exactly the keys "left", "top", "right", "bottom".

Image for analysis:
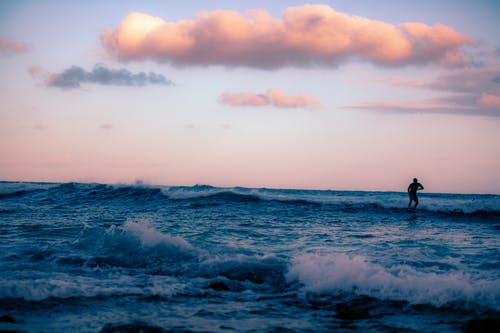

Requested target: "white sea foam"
[
  {"left": 70, "top": 219, "right": 199, "bottom": 272},
  {"left": 161, "top": 185, "right": 224, "bottom": 200},
  {"left": 0, "top": 274, "right": 184, "bottom": 301},
  {"left": 160, "top": 185, "right": 500, "bottom": 214},
  {"left": 286, "top": 253, "right": 500, "bottom": 310},
  {"left": 119, "top": 219, "right": 193, "bottom": 251}
]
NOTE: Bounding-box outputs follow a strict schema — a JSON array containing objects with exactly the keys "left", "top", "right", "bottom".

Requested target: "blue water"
[{"left": 0, "top": 181, "right": 499, "bottom": 332}]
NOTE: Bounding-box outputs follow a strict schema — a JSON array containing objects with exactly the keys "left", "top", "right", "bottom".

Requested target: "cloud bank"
[
  {"left": 0, "top": 35, "right": 31, "bottom": 56},
  {"left": 30, "top": 64, "right": 173, "bottom": 89},
  {"left": 347, "top": 68, "right": 500, "bottom": 116},
  {"left": 479, "top": 93, "right": 500, "bottom": 108},
  {"left": 101, "top": 5, "right": 470, "bottom": 68},
  {"left": 221, "top": 89, "right": 321, "bottom": 108}
]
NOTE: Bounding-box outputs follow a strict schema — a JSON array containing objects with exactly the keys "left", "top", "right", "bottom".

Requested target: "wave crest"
[
  {"left": 2, "top": 182, "right": 499, "bottom": 218},
  {"left": 73, "top": 219, "right": 196, "bottom": 271},
  {"left": 286, "top": 253, "right": 500, "bottom": 310},
  {"left": 119, "top": 219, "right": 193, "bottom": 250}
]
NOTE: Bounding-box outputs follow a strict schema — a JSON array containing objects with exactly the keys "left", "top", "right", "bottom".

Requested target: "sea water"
[{"left": 0, "top": 181, "right": 499, "bottom": 332}]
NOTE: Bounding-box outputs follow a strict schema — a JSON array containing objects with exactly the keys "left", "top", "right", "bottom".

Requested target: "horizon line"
[{"left": 1, "top": 179, "right": 498, "bottom": 196}]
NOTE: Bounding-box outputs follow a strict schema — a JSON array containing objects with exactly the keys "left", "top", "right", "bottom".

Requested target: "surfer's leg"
[{"left": 413, "top": 197, "right": 419, "bottom": 209}]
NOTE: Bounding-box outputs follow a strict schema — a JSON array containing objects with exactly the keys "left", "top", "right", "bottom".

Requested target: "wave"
[
  {"left": 167, "top": 187, "right": 500, "bottom": 220},
  {"left": 286, "top": 252, "right": 500, "bottom": 311},
  {"left": 76, "top": 220, "right": 288, "bottom": 289},
  {"left": 1, "top": 182, "right": 499, "bottom": 218},
  {"left": 18, "top": 217, "right": 286, "bottom": 274},
  {"left": 162, "top": 185, "right": 500, "bottom": 217},
  {"left": 0, "top": 273, "right": 185, "bottom": 302},
  {"left": 185, "top": 191, "right": 264, "bottom": 204},
  {"left": 0, "top": 256, "right": 288, "bottom": 302},
  {"left": 0, "top": 189, "right": 43, "bottom": 199},
  {"left": 49, "top": 183, "right": 166, "bottom": 203},
  {"left": 0, "top": 181, "right": 55, "bottom": 198},
  {"left": 0, "top": 220, "right": 199, "bottom": 301},
  {"left": 72, "top": 219, "right": 197, "bottom": 272},
  {"left": 194, "top": 254, "right": 288, "bottom": 291},
  {"left": 2, "top": 219, "right": 498, "bottom": 312},
  {"left": 0, "top": 219, "right": 289, "bottom": 301}
]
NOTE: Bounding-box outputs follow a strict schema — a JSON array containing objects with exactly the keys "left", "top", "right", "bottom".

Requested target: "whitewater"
[{"left": 0, "top": 181, "right": 499, "bottom": 332}]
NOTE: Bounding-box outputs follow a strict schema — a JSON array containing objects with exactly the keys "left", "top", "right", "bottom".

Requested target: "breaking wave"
[
  {"left": 287, "top": 252, "right": 500, "bottom": 311},
  {"left": 0, "top": 220, "right": 288, "bottom": 301},
  {"left": 1, "top": 182, "right": 498, "bottom": 219}
]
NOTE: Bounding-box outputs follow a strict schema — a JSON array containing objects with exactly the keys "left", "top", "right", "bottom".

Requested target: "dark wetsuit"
[{"left": 408, "top": 182, "right": 424, "bottom": 208}]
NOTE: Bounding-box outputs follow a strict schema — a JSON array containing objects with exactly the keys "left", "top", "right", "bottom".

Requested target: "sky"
[{"left": 0, "top": 0, "right": 499, "bottom": 194}]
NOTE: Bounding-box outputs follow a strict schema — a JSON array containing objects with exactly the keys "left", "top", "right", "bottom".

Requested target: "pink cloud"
[
  {"left": 425, "top": 68, "right": 500, "bottom": 93},
  {"left": 101, "top": 5, "right": 470, "bottom": 68},
  {"left": 400, "top": 23, "right": 469, "bottom": 66},
  {"left": 266, "top": 89, "right": 321, "bottom": 108},
  {"left": 478, "top": 93, "right": 500, "bottom": 108},
  {"left": 345, "top": 93, "right": 500, "bottom": 116},
  {"left": 347, "top": 100, "right": 475, "bottom": 113},
  {"left": 0, "top": 35, "right": 31, "bottom": 55},
  {"left": 359, "top": 67, "right": 500, "bottom": 116},
  {"left": 29, "top": 65, "right": 50, "bottom": 81},
  {"left": 220, "top": 92, "right": 268, "bottom": 106},
  {"left": 373, "top": 68, "right": 500, "bottom": 93},
  {"left": 221, "top": 89, "right": 321, "bottom": 109}
]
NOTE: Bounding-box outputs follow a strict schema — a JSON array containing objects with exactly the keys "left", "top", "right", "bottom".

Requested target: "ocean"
[{"left": 0, "top": 181, "right": 499, "bottom": 333}]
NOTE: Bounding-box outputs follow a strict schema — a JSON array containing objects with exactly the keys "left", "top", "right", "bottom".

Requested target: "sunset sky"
[{"left": 1, "top": 0, "right": 499, "bottom": 193}]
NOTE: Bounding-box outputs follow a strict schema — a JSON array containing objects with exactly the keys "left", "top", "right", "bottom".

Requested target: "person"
[{"left": 408, "top": 178, "right": 424, "bottom": 210}]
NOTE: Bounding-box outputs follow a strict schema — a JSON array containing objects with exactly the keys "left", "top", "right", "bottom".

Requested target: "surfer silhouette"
[{"left": 408, "top": 178, "right": 424, "bottom": 210}]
